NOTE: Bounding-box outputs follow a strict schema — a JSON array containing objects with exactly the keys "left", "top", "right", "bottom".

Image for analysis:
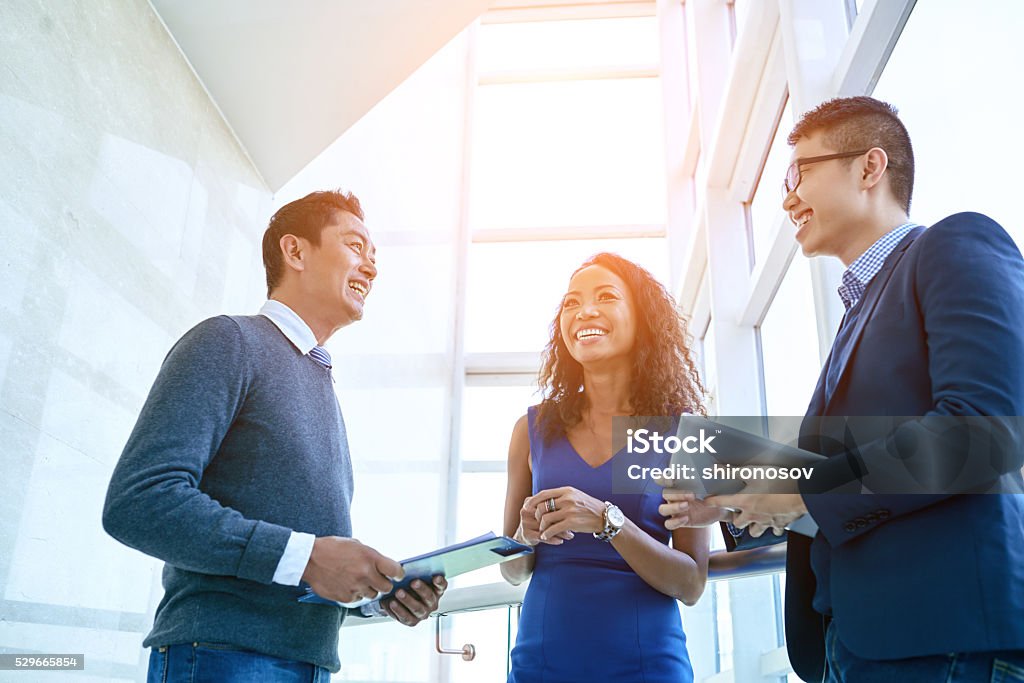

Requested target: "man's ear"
[
  {"left": 279, "top": 234, "right": 306, "bottom": 273},
  {"left": 861, "top": 147, "right": 890, "bottom": 189}
]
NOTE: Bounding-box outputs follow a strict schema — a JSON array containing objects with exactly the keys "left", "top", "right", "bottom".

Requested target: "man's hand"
[
  {"left": 659, "top": 489, "right": 734, "bottom": 530},
  {"left": 745, "top": 520, "right": 788, "bottom": 538},
  {"left": 302, "top": 537, "right": 402, "bottom": 604},
  {"left": 381, "top": 575, "right": 448, "bottom": 627},
  {"left": 704, "top": 492, "right": 807, "bottom": 536}
]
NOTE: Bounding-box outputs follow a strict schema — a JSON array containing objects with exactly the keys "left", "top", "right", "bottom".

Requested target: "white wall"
[{"left": 0, "top": 1, "right": 271, "bottom": 679}]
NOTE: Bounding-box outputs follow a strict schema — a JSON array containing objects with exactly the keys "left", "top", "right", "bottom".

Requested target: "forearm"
[
  {"left": 500, "top": 556, "right": 535, "bottom": 585},
  {"left": 611, "top": 519, "right": 706, "bottom": 605},
  {"left": 500, "top": 525, "right": 536, "bottom": 585},
  {"left": 103, "top": 467, "right": 291, "bottom": 582}
]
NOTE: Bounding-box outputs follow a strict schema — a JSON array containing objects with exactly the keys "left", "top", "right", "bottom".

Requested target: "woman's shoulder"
[{"left": 525, "top": 402, "right": 557, "bottom": 435}]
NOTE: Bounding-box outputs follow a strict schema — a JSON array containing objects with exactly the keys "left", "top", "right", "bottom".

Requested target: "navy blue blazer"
[{"left": 739, "top": 213, "right": 1024, "bottom": 681}]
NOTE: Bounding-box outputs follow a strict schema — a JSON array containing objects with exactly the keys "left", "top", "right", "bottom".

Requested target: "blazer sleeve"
[{"left": 802, "top": 213, "right": 1024, "bottom": 547}]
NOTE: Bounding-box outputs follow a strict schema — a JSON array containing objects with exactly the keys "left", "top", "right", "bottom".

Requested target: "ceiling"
[{"left": 150, "top": 0, "right": 496, "bottom": 190}]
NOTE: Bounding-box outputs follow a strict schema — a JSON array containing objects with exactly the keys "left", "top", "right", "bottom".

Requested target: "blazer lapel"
[{"left": 822, "top": 228, "right": 924, "bottom": 414}]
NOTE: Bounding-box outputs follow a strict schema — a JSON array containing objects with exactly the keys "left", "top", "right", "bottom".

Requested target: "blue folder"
[{"left": 298, "top": 532, "right": 533, "bottom": 608}]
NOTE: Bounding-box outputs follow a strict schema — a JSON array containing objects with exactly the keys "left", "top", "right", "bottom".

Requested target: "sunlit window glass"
[
  {"left": 747, "top": 99, "right": 795, "bottom": 268},
  {"left": 471, "top": 78, "right": 668, "bottom": 230},
  {"left": 461, "top": 383, "right": 542, "bottom": 461},
  {"left": 478, "top": 17, "right": 659, "bottom": 73},
  {"left": 465, "top": 238, "right": 669, "bottom": 353},
  {"left": 872, "top": 1, "right": 1024, "bottom": 250},
  {"left": 759, "top": 255, "right": 820, "bottom": 416},
  {"left": 714, "top": 581, "right": 734, "bottom": 671},
  {"left": 701, "top": 320, "right": 719, "bottom": 417},
  {"left": 454, "top": 471, "right": 509, "bottom": 588}
]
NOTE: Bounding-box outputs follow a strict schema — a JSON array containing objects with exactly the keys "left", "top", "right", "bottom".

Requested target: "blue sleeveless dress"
[{"left": 507, "top": 407, "right": 693, "bottom": 683}]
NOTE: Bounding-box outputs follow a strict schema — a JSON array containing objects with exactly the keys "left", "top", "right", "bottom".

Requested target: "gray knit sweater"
[{"left": 103, "top": 315, "right": 354, "bottom": 671}]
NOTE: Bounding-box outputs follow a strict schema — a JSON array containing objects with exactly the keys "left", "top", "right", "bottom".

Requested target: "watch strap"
[{"left": 593, "top": 501, "right": 623, "bottom": 542}]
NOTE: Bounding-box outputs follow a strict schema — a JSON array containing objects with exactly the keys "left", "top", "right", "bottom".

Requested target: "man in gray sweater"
[{"left": 104, "top": 190, "right": 446, "bottom": 682}]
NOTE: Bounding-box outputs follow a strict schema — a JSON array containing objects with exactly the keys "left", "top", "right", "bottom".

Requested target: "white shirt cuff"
[
  {"left": 360, "top": 600, "right": 389, "bottom": 618},
  {"left": 787, "top": 513, "right": 819, "bottom": 538},
  {"left": 272, "top": 531, "right": 316, "bottom": 585}
]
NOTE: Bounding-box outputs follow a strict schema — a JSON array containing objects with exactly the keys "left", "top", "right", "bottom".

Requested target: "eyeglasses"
[{"left": 782, "top": 149, "right": 871, "bottom": 196}]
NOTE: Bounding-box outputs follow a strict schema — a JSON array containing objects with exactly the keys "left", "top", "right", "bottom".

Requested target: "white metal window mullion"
[
  {"left": 778, "top": 0, "right": 854, "bottom": 362},
  {"left": 688, "top": 1, "right": 789, "bottom": 681}
]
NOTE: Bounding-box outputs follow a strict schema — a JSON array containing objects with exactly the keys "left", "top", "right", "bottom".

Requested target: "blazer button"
[
  {"left": 865, "top": 512, "right": 878, "bottom": 523},
  {"left": 855, "top": 518, "right": 868, "bottom": 528},
  {"left": 878, "top": 509, "right": 891, "bottom": 520},
  {"left": 844, "top": 522, "right": 857, "bottom": 533}
]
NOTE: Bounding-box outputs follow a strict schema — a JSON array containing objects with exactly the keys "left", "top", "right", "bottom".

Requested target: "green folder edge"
[{"left": 298, "top": 532, "right": 533, "bottom": 609}]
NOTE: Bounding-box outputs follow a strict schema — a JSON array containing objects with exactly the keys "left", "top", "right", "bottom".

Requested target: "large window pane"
[
  {"left": 338, "top": 619, "right": 435, "bottom": 681},
  {"left": 471, "top": 78, "right": 668, "bottom": 230},
  {"left": 748, "top": 99, "right": 794, "bottom": 267},
  {"left": 342, "top": 386, "right": 448, "bottom": 462},
  {"left": 714, "top": 581, "right": 734, "bottom": 672},
  {"left": 701, "top": 319, "right": 719, "bottom": 417},
  {"left": 872, "top": 2, "right": 1024, "bottom": 250},
  {"left": 449, "top": 607, "right": 517, "bottom": 683},
  {"left": 465, "top": 238, "right": 669, "bottom": 353},
  {"left": 478, "top": 17, "right": 659, "bottom": 73},
  {"left": 350, "top": 471, "right": 442, "bottom": 560},
  {"left": 759, "top": 255, "right": 821, "bottom": 416},
  {"left": 453, "top": 471, "right": 509, "bottom": 588},
  {"left": 461, "top": 383, "right": 541, "bottom": 461}
]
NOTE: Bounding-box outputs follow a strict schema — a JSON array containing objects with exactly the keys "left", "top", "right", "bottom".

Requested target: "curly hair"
[{"left": 535, "top": 252, "right": 705, "bottom": 444}]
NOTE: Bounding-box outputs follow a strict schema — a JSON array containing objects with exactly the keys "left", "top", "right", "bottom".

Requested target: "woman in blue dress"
[{"left": 502, "top": 252, "right": 710, "bottom": 683}]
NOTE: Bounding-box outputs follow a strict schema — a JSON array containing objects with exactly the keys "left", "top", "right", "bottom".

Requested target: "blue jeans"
[
  {"left": 147, "top": 643, "right": 331, "bottom": 683},
  {"left": 826, "top": 621, "right": 1024, "bottom": 683}
]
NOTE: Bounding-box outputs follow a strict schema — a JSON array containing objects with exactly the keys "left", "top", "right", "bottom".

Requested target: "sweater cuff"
[{"left": 238, "top": 520, "right": 292, "bottom": 584}]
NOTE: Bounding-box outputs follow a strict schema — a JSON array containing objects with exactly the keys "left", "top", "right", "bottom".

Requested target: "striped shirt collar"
[
  {"left": 838, "top": 222, "right": 919, "bottom": 309},
  {"left": 259, "top": 299, "right": 318, "bottom": 355}
]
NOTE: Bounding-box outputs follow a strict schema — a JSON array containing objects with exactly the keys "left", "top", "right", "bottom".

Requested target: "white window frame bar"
[
  {"left": 834, "top": 0, "right": 918, "bottom": 96},
  {"left": 478, "top": 65, "right": 658, "bottom": 85},
  {"left": 471, "top": 224, "right": 665, "bottom": 242},
  {"left": 444, "top": 22, "right": 479, "bottom": 553},
  {"left": 464, "top": 352, "right": 543, "bottom": 375},
  {"left": 483, "top": 1, "right": 657, "bottom": 24}
]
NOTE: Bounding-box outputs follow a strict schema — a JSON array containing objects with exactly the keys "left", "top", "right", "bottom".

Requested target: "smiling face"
[
  {"left": 782, "top": 131, "right": 871, "bottom": 263},
  {"left": 303, "top": 210, "right": 377, "bottom": 329},
  {"left": 558, "top": 265, "right": 637, "bottom": 368}
]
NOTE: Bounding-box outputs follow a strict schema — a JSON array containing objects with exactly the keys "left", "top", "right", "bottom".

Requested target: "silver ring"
[{"left": 546, "top": 498, "right": 557, "bottom": 513}]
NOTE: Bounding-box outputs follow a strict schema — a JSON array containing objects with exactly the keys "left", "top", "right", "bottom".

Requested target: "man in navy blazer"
[{"left": 662, "top": 96, "right": 1024, "bottom": 681}]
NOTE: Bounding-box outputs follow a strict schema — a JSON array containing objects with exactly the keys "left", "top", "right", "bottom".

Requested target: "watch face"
[{"left": 607, "top": 504, "right": 625, "bottom": 528}]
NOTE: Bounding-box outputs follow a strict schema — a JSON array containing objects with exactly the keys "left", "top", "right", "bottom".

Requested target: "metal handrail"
[{"left": 342, "top": 542, "right": 787, "bottom": 627}]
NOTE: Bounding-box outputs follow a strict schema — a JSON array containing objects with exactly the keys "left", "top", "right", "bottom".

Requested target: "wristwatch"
[{"left": 593, "top": 501, "right": 625, "bottom": 542}]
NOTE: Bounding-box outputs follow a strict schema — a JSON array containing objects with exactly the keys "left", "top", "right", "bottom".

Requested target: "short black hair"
[
  {"left": 789, "top": 96, "right": 915, "bottom": 213},
  {"left": 261, "top": 190, "right": 364, "bottom": 296}
]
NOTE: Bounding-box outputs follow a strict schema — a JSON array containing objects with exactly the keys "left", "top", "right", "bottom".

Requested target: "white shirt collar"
[{"left": 259, "top": 300, "right": 318, "bottom": 355}]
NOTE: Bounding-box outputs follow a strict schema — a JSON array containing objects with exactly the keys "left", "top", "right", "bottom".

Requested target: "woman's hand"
[
  {"left": 527, "top": 487, "right": 607, "bottom": 541},
  {"left": 519, "top": 497, "right": 575, "bottom": 546}
]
